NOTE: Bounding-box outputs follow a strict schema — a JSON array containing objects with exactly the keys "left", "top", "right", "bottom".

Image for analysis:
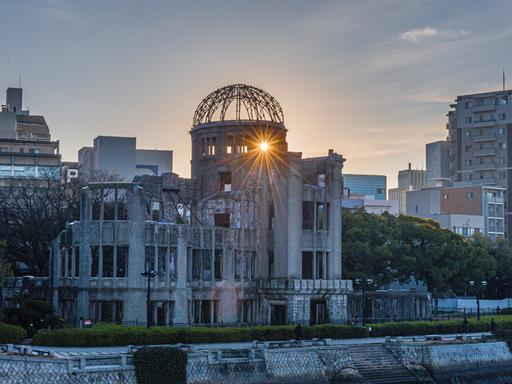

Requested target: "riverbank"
[{"left": 3, "top": 332, "right": 512, "bottom": 384}]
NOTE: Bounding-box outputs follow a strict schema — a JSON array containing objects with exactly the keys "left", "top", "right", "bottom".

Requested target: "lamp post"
[
  {"left": 469, "top": 280, "right": 487, "bottom": 320},
  {"left": 355, "top": 278, "right": 373, "bottom": 326},
  {"left": 141, "top": 269, "right": 157, "bottom": 328}
]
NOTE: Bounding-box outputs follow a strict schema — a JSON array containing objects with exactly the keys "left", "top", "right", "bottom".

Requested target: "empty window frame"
[
  {"left": 316, "top": 202, "right": 330, "bottom": 230},
  {"left": 214, "top": 249, "right": 223, "bottom": 280},
  {"left": 91, "top": 246, "right": 100, "bottom": 277},
  {"left": 169, "top": 247, "right": 177, "bottom": 280},
  {"left": 302, "top": 251, "right": 313, "bottom": 279},
  {"left": 219, "top": 172, "right": 232, "bottom": 192},
  {"left": 116, "top": 245, "right": 128, "bottom": 277},
  {"left": 302, "top": 201, "right": 314, "bottom": 230},
  {"left": 214, "top": 213, "right": 230, "bottom": 228},
  {"left": 102, "top": 246, "right": 114, "bottom": 277},
  {"left": 158, "top": 246, "right": 167, "bottom": 280}
]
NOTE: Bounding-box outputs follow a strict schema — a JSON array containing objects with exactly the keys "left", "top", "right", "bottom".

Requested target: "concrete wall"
[
  {"left": 440, "top": 185, "right": 482, "bottom": 215},
  {"left": 0, "top": 111, "right": 16, "bottom": 139},
  {"left": 135, "top": 149, "right": 173, "bottom": 176},
  {"left": 431, "top": 213, "right": 484, "bottom": 234},
  {"left": 94, "top": 136, "right": 137, "bottom": 181},
  {"left": 406, "top": 188, "right": 441, "bottom": 216},
  {"left": 426, "top": 140, "right": 450, "bottom": 186},
  {"left": 387, "top": 340, "right": 512, "bottom": 379}
]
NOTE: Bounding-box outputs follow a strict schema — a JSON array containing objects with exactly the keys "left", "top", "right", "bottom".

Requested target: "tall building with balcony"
[
  {"left": 50, "top": 84, "right": 351, "bottom": 327},
  {"left": 447, "top": 89, "right": 512, "bottom": 238},
  {"left": 0, "top": 87, "right": 60, "bottom": 180}
]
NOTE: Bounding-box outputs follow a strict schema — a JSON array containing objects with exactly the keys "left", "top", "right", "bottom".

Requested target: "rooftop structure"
[
  {"left": 78, "top": 136, "right": 172, "bottom": 181},
  {"left": 389, "top": 163, "right": 426, "bottom": 214}
]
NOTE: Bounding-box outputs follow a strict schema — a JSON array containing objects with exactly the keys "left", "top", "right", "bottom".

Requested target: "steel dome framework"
[{"left": 193, "top": 84, "right": 284, "bottom": 126}]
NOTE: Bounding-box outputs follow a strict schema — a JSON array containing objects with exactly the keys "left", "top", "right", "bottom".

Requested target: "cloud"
[
  {"left": 38, "top": 0, "right": 84, "bottom": 26},
  {"left": 400, "top": 27, "right": 468, "bottom": 43}
]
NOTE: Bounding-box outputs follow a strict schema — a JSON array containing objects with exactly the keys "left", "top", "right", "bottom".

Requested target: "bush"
[
  {"left": 134, "top": 347, "right": 187, "bottom": 384},
  {"left": 33, "top": 323, "right": 367, "bottom": 347},
  {"left": 0, "top": 322, "right": 27, "bottom": 343},
  {"left": 32, "top": 315, "right": 512, "bottom": 347},
  {"left": 369, "top": 315, "right": 512, "bottom": 337}
]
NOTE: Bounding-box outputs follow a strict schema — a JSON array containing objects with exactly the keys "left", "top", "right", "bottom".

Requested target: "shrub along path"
[{"left": 29, "top": 315, "right": 512, "bottom": 348}]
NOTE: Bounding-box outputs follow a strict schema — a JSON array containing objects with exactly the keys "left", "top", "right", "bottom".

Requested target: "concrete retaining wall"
[
  {"left": 0, "top": 355, "right": 137, "bottom": 384},
  {"left": 3, "top": 339, "right": 512, "bottom": 384},
  {"left": 186, "top": 346, "right": 353, "bottom": 384},
  {"left": 387, "top": 340, "right": 512, "bottom": 380}
]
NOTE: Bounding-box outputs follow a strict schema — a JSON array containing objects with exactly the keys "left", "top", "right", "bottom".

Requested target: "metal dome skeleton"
[{"left": 192, "top": 84, "right": 284, "bottom": 126}]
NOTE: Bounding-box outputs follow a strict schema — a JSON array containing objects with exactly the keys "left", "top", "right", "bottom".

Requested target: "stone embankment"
[{"left": 1, "top": 336, "right": 512, "bottom": 383}]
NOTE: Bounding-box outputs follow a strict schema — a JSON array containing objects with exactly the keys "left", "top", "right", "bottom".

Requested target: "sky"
[{"left": 1, "top": 0, "right": 512, "bottom": 188}]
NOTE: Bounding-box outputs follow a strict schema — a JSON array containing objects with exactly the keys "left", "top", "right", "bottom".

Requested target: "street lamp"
[
  {"left": 469, "top": 280, "right": 487, "bottom": 320},
  {"left": 355, "top": 278, "right": 374, "bottom": 326},
  {"left": 141, "top": 269, "right": 157, "bottom": 328}
]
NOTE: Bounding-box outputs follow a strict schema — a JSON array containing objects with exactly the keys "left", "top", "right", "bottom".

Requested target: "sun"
[{"left": 259, "top": 141, "right": 269, "bottom": 152}]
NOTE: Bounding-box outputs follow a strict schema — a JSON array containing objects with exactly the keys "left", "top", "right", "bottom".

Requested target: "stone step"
[{"left": 346, "top": 345, "right": 423, "bottom": 384}]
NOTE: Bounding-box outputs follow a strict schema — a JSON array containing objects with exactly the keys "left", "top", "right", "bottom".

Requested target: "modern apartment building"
[
  {"left": 0, "top": 88, "right": 60, "bottom": 180},
  {"left": 446, "top": 89, "right": 512, "bottom": 238},
  {"left": 406, "top": 185, "right": 505, "bottom": 239},
  {"left": 343, "top": 174, "right": 387, "bottom": 200},
  {"left": 78, "top": 136, "right": 172, "bottom": 181},
  {"left": 389, "top": 163, "right": 427, "bottom": 214}
]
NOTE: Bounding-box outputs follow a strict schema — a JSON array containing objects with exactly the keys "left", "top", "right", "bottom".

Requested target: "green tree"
[{"left": 342, "top": 209, "right": 497, "bottom": 297}]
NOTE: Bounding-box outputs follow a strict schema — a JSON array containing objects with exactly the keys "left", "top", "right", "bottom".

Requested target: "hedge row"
[
  {"left": 134, "top": 348, "right": 187, "bottom": 384},
  {"left": 32, "top": 316, "right": 512, "bottom": 347},
  {"left": 0, "top": 322, "right": 28, "bottom": 344},
  {"left": 33, "top": 323, "right": 368, "bottom": 347},
  {"left": 370, "top": 315, "right": 512, "bottom": 337}
]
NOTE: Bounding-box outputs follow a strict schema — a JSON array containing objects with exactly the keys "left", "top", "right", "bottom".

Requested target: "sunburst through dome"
[{"left": 192, "top": 84, "right": 292, "bottom": 190}]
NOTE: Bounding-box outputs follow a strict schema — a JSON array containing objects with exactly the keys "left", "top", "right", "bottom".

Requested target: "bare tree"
[{"left": 0, "top": 177, "right": 81, "bottom": 276}]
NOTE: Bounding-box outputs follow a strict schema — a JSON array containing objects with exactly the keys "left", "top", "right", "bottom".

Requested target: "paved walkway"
[{"left": 26, "top": 332, "right": 491, "bottom": 356}]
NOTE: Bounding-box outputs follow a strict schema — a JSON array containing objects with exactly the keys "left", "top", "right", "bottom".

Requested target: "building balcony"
[
  {"left": 487, "top": 196, "right": 504, "bottom": 204},
  {"left": 473, "top": 134, "right": 497, "bottom": 143},
  {"left": 257, "top": 278, "right": 352, "bottom": 293},
  {"left": 473, "top": 104, "right": 496, "bottom": 113},
  {"left": 476, "top": 177, "right": 497, "bottom": 185},
  {"left": 473, "top": 162, "right": 497, "bottom": 171},
  {"left": 473, "top": 119, "right": 497, "bottom": 128},
  {"left": 473, "top": 148, "right": 497, "bottom": 156}
]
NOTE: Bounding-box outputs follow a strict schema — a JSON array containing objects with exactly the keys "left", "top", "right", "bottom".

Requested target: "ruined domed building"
[{"left": 50, "top": 84, "right": 352, "bottom": 326}]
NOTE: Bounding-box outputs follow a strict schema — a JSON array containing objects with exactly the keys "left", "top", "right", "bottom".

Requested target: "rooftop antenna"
[
  {"left": 18, "top": 74, "right": 21, "bottom": 88},
  {"left": 503, "top": 69, "right": 506, "bottom": 91}
]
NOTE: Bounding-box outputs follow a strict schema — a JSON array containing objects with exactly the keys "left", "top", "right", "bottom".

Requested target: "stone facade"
[{"left": 50, "top": 84, "right": 352, "bottom": 326}]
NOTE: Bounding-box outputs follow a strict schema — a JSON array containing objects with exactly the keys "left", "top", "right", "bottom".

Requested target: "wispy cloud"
[
  {"left": 399, "top": 27, "right": 468, "bottom": 43},
  {"left": 37, "top": 0, "right": 84, "bottom": 26}
]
